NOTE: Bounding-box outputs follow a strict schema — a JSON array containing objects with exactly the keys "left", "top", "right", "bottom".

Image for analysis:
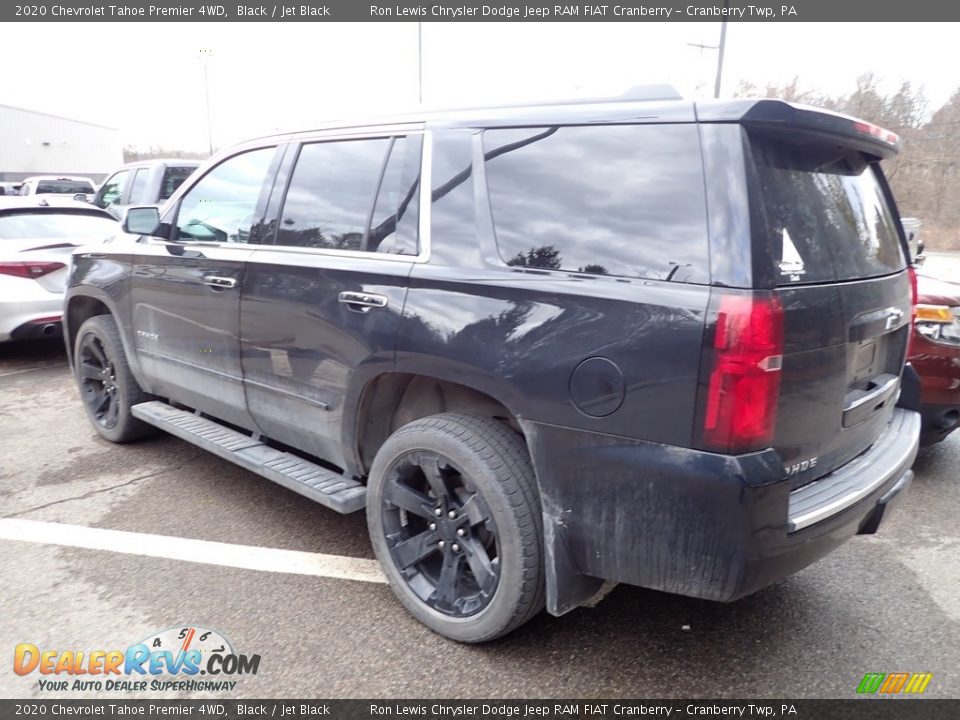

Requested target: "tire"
[
  {"left": 367, "top": 413, "right": 545, "bottom": 642},
  {"left": 74, "top": 315, "right": 155, "bottom": 443}
]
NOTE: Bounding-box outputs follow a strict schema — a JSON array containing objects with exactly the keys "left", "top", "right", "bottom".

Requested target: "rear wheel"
[
  {"left": 74, "top": 315, "right": 154, "bottom": 443},
  {"left": 367, "top": 413, "right": 544, "bottom": 642}
]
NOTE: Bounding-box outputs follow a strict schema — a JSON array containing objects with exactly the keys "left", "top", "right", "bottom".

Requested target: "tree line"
[{"left": 736, "top": 74, "right": 960, "bottom": 251}]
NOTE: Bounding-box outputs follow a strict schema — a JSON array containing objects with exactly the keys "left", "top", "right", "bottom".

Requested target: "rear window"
[
  {"left": 35, "top": 179, "right": 95, "bottom": 194},
  {"left": 159, "top": 166, "right": 197, "bottom": 201},
  {"left": 483, "top": 124, "right": 708, "bottom": 282},
  {"left": 0, "top": 211, "right": 116, "bottom": 240},
  {"left": 750, "top": 137, "right": 905, "bottom": 284}
]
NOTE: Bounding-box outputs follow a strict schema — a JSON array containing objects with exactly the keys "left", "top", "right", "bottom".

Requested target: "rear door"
[
  {"left": 747, "top": 132, "right": 910, "bottom": 487},
  {"left": 239, "top": 132, "right": 422, "bottom": 471}
]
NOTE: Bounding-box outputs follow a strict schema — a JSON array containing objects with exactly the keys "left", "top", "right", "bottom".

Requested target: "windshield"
[
  {"left": 35, "top": 179, "right": 95, "bottom": 194},
  {"left": 750, "top": 137, "right": 906, "bottom": 284},
  {"left": 0, "top": 212, "right": 117, "bottom": 240}
]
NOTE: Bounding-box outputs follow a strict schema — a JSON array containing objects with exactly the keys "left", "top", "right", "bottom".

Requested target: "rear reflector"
[
  {"left": 0, "top": 261, "right": 66, "bottom": 279},
  {"left": 702, "top": 293, "right": 785, "bottom": 453}
]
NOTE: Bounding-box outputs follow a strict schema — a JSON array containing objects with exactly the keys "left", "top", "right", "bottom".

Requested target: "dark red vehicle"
[{"left": 911, "top": 271, "right": 960, "bottom": 445}]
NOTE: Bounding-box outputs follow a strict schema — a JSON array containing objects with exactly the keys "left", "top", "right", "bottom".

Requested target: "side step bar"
[{"left": 131, "top": 401, "right": 366, "bottom": 514}]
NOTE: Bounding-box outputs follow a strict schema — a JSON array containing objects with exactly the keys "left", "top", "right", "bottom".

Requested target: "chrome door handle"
[
  {"left": 202, "top": 275, "right": 237, "bottom": 289},
  {"left": 338, "top": 291, "right": 388, "bottom": 312}
]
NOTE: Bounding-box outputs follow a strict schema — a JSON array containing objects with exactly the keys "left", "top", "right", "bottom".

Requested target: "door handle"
[
  {"left": 202, "top": 275, "right": 238, "bottom": 289},
  {"left": 338, "top": 291, "right": 388, "bottom": 312}
]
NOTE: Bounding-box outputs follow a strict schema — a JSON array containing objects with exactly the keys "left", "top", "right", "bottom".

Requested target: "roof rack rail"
[{"left": 619, "top": 84, "right": 683, "bottom": 101}]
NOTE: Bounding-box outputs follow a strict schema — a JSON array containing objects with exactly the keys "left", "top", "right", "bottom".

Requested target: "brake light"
[
  {"left": 0, "top": 261, "right": 66, "bottom": 279},
  {"left": 906, "top": 266, "right": 918, "bottom": 356},
  {"left": 702, "top": 293, "right": 784, "bottom": 453},
  {"left": 853, "top": 120, "right": 899, "bottom": 146}
]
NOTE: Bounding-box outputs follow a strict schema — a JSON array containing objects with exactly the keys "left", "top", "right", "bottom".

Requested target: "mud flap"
[{"left": 543, "top": 503, "right": 604, "bottom": 616}]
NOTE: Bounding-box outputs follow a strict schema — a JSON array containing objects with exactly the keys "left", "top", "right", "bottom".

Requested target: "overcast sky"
[{"left": 1, "top": 22, "right": 957, "bottom": 152}]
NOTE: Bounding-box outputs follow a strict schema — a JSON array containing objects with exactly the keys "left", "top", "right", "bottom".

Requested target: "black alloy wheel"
[
  {"left": 381, "top": 451, "right": 501, "bottom": 617},
  {"left": 78, "top": 332, "right": 121, "bottom": 430}
]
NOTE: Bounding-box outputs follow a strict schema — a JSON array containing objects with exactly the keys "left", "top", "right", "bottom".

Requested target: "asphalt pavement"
[{"left": 0, "top": 333, "right": 957, "bottom": 700}]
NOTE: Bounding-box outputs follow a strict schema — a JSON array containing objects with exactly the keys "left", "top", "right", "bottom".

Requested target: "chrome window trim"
[{"left": 146, "top": 129, "right": 432, "bottom": 264}]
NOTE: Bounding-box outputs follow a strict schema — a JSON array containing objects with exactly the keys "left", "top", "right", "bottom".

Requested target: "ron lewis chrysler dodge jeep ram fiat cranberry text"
[{"left": 65, "top": 89, "right": 921, "bottom": 642}]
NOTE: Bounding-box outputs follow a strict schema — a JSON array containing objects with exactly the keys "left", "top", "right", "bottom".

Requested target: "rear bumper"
[{"left": 524, "top": 408, "right": 920, "bottom": 615}]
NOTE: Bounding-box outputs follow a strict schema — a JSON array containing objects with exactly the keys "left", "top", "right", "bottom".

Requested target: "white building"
[{"left": 0, "top": 104, "right": 122, "bottom": 183}]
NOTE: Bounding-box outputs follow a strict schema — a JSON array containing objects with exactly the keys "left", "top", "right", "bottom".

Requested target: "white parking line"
[{"left": 0, "top": 519, "right": 387, "bottom": 584}]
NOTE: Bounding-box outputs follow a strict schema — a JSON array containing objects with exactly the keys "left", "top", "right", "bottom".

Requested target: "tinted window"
[
  {"left": 369, "top": 135, "right": 422, "bottom": 255},
  {"left": 483, "top": 124, "right": 708, "bottom": 281},
  {"left": 127, "top": 168, "right": 151, "bottom": 204},
  {"left": 175, "top": 147, "right": 274, "bottom": 244},
  {"left": 36, "top": 179, "right": 95, "bottom": 194},
  {"left": 750, "top": 138, "right": 905, "bottom": 284},
  {"left": 159, "top": 166, "right": 196, "bottom": 201},
  {"left": 277, "top": 138, "right": 390, "bottom": 251},
  {"left": 97, "top": 171, "right": 130, "bottom": 207},
  {"left": 0, "top": 212, "right": 116, "bottom": 240}
]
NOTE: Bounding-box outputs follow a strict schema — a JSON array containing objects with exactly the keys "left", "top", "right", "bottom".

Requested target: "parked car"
[
  {"left": 17, "top": 176, "right": 97, "bottom": 197},
  {"left": 0, "top": 197, "right": 117, "bottom": 342},
  {"left": 911, "top": 271, "right": 960, "bottom": 445},
  {"left": 93, "top": 159, "right": 200, "bottom": 219},
  {"left": 901, "top": 217, "right": 924, "bottom": 264},
  {"left": 64, "top": 92, "right": 921, "bottom": 642}
]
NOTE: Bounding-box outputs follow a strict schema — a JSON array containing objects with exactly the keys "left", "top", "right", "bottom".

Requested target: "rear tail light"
[
  {"left": 701, "top": 292, "right": 784, "bottom": 453},
  {"left": 0, "top": 261, "right": 66, "bottom": 279},
  {"left": 906, "top": 266, "right": 918, "bottom": 357}
]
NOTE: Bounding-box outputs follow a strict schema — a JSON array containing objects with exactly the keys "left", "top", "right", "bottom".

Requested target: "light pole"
[
  {"left": 417, "top": 23, "right": 423, "bottom": 104},
  {"left": 199, "top": 48, "right": 214, "bottom": 156}
]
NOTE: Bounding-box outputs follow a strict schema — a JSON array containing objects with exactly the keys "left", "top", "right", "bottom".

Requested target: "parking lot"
[{"left": 0, "top": 323, "right": 956, "bottom": 700}]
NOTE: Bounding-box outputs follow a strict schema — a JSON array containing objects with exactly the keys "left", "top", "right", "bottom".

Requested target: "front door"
[{"left": 131, "top": 145, "right": 278, "bottom": 430}]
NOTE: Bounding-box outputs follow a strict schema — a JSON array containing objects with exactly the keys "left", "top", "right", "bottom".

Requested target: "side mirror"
[
  {"left": 123, "top": 206, "right": 161, "bottom": 235},
  {"left": 73, "top": 193, "right": 90, "bottom": 203}
]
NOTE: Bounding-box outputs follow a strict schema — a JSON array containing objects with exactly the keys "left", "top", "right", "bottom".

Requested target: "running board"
[{"left": 131, "top": 401, "right": 366, "bottom": 514}]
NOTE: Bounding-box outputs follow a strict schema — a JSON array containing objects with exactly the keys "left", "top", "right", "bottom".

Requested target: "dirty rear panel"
[{"left": 745, "top": 129, "right": 910, "bottom": 487}]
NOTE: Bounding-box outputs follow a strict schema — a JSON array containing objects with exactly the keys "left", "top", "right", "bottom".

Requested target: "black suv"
[{"left": 65, "top": 90, "right": 921, "bottom": 642}]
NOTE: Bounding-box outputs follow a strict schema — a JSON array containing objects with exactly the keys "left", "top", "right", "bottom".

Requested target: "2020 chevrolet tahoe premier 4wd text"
[{"left": 64, "top": 91, "right": 922, "bottom": 642}]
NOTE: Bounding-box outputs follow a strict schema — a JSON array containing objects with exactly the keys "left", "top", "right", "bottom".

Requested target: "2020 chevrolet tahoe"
[{"left": 64, "top": 91, "right": 922, "bottom": 642}]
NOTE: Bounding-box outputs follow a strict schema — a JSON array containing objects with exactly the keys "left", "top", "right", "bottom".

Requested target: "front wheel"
[
  {"left": 74, "top": 315, "right": 155, "bottom": 443},
  {"left": 367, "top": 413, "right": 544, "bottom": 642}
]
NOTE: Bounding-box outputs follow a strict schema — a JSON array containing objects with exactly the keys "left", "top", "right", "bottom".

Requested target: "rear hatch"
[{"left": 747, "top": 128, "right": 911, "bottom": 488}]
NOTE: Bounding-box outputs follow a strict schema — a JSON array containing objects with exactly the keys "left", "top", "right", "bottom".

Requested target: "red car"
[{"left": 911, "top": 271, "right": 960, "bottom": 445}]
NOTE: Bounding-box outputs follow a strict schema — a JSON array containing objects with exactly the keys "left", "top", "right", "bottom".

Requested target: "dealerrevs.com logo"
[{"left": 14, "top": 625, "right": 260, "bottom": 693}]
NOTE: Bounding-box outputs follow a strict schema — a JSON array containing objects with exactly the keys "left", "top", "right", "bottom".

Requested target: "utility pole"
[
  {"left": 714, "top": 16, "right": 728, "bottom": 98},
  {"left": 688, "top": 1, "right": 730, "bottom": 99},
  {"left": 199, "top": 48, "right": 214, "bottom": 156}
]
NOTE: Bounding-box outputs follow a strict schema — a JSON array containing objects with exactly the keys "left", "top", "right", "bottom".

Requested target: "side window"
[
  {"left": 175, "top": 147, "right": 275, "bottom": 244},
  {"left": 159, "top": 166, "right": 196, "bottom": 201},
  {"left": 97, "top": 171, "right": 130, "bottom": 208},
  {"left": 483, "top": 124, "right": 708, "bottom": 282},
  {"left": 369, "top": 135, "right": 422, "bottom": 255},
  {"left": 276, "top": 138, "right": 390, "bottom": 251},
  {"left": 127, "top": 168, "right": 150, "bottom": 205}
]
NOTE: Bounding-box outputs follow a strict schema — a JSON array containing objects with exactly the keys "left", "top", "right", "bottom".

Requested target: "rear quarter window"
[
  {"left": 749, "top": 137, "right": 905, "bottom": 284},
  {"left": 482, "top": 124, "right": 709, "bottom": 283}
]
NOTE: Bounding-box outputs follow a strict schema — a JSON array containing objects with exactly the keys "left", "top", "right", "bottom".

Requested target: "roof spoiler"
[{"left": 697, "top": 99, "right": 901, "bottom": 159}]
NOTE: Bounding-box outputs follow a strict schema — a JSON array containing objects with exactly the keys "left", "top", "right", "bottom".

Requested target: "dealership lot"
[{"left": 1, "top": 316, "right": 958, "bottom": 699}]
